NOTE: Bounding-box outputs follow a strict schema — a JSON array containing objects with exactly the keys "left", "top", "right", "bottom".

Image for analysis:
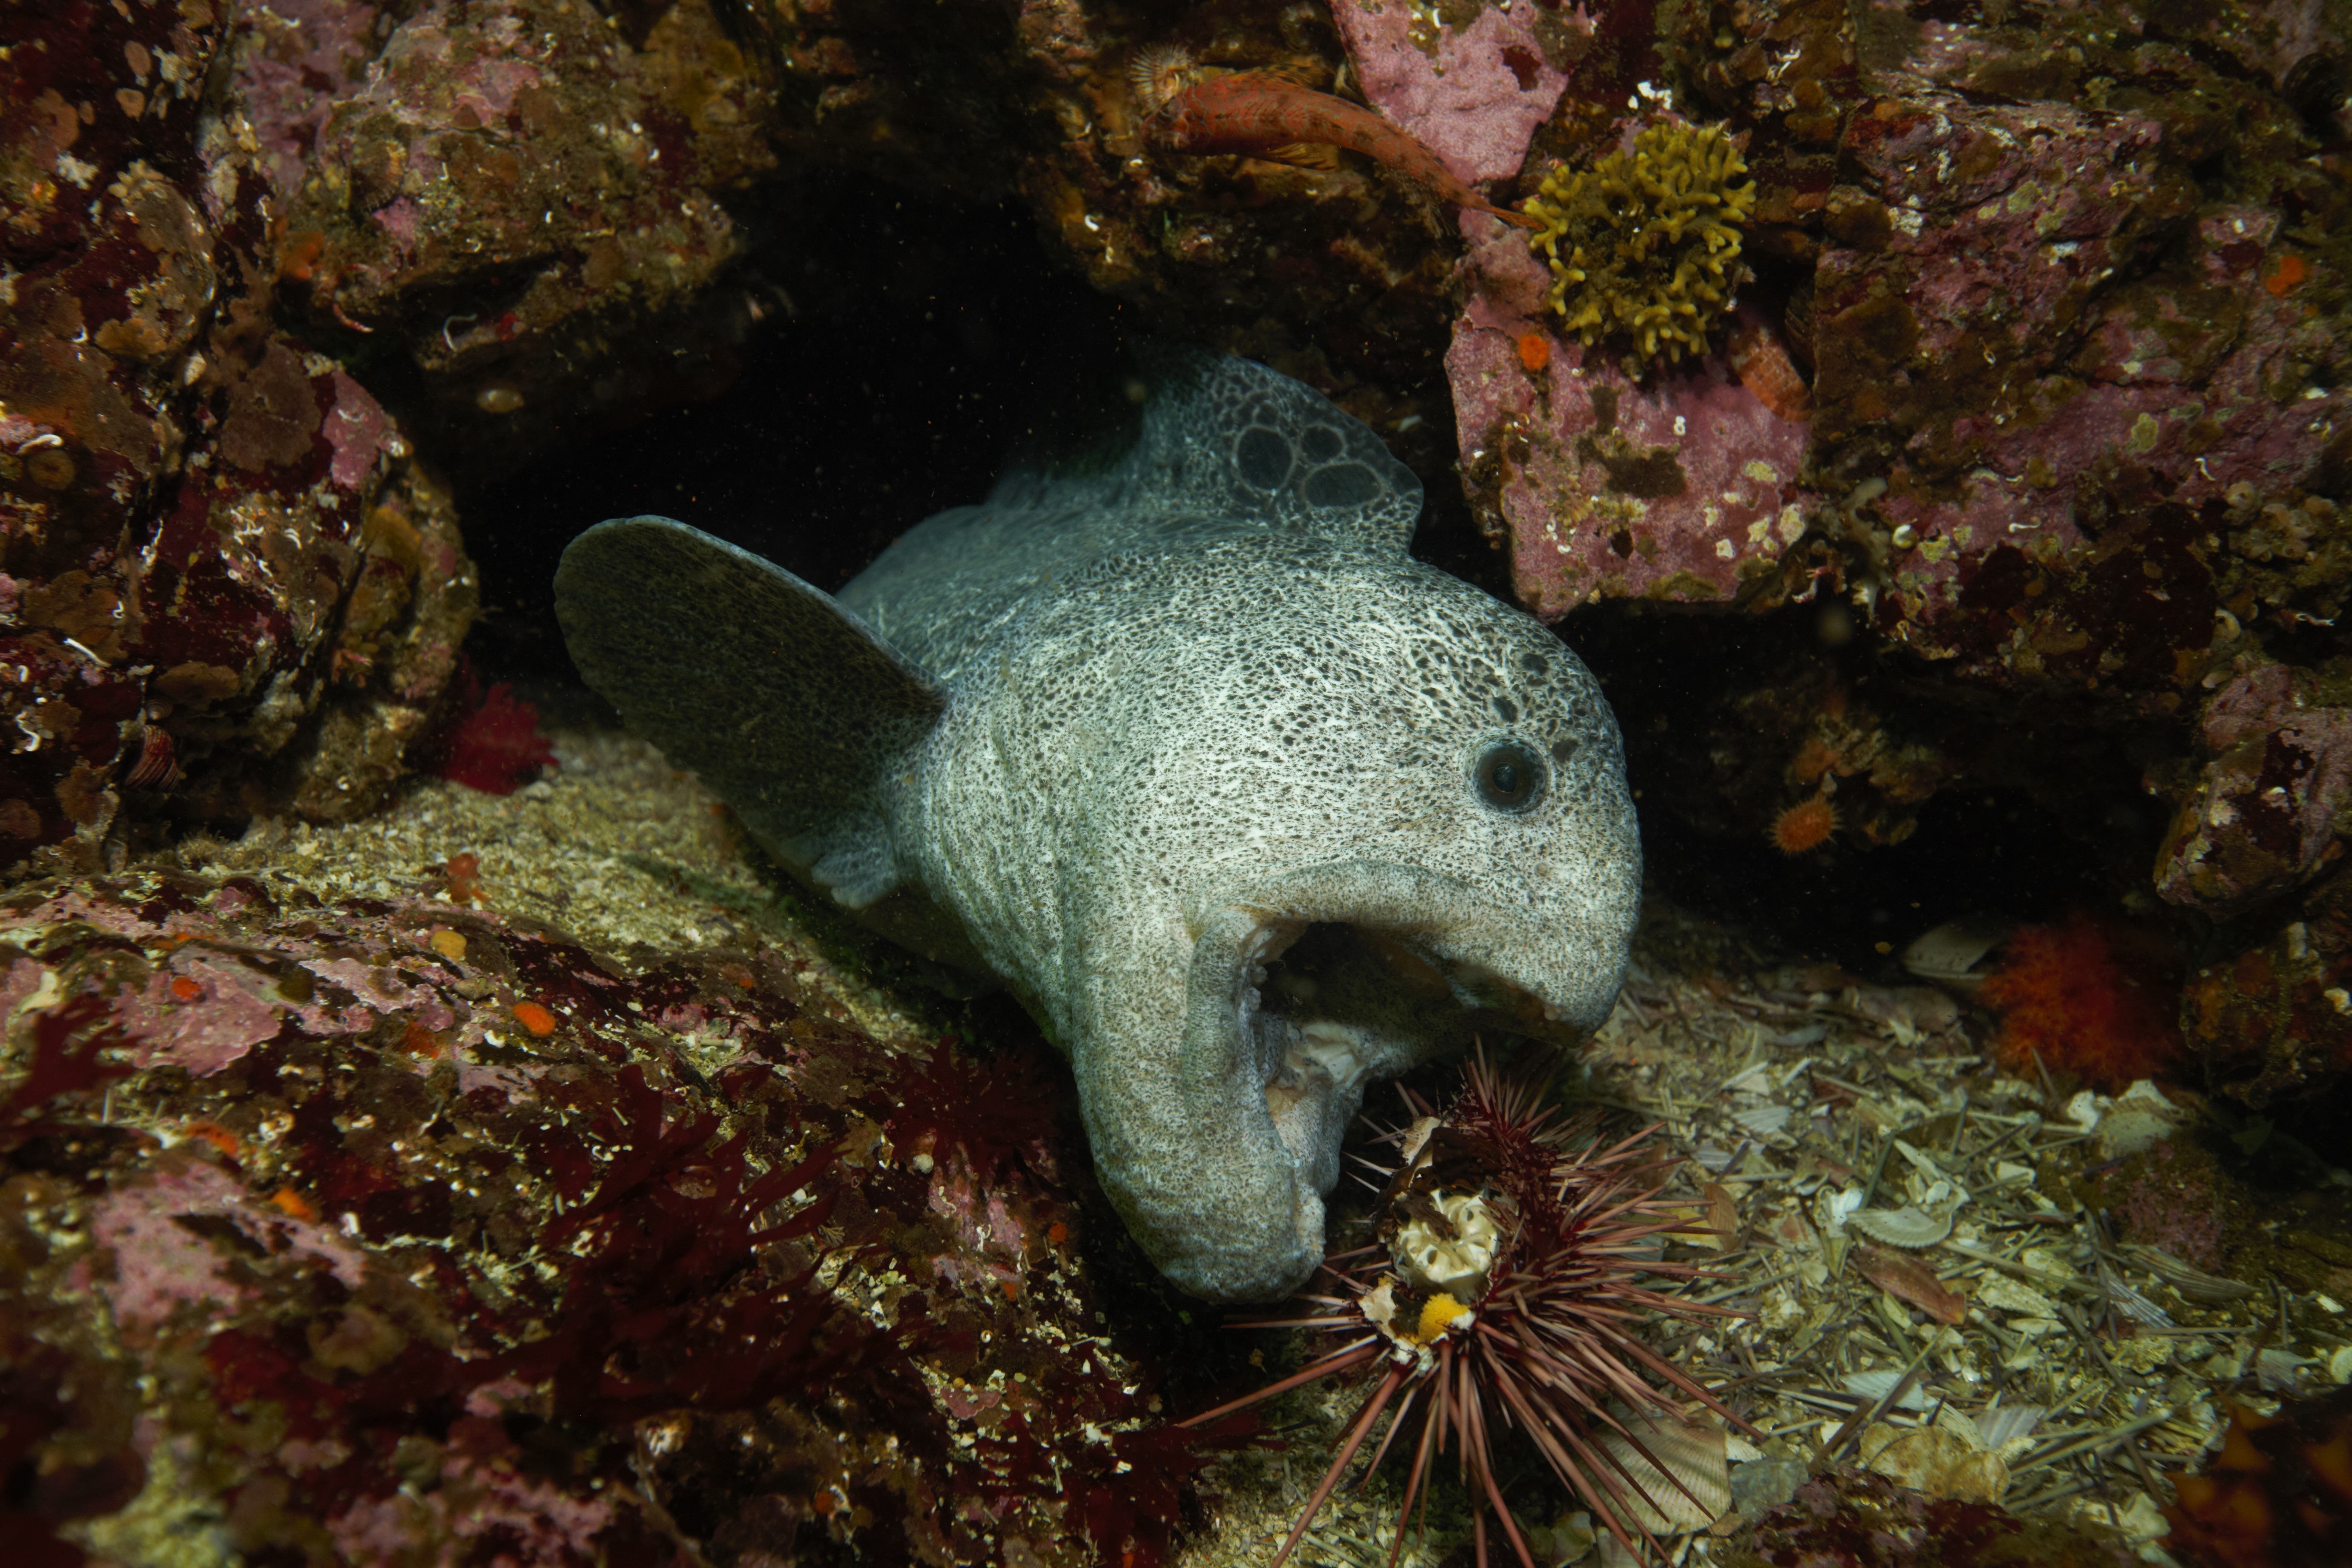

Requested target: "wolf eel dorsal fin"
[
  {"left": 838, "top": 351, "right": 1429, "bottom": 678},
  {"left": 983, "top": 347, "right": 1424, "bottom": 554},
  {"left": 554, "top": 515, "right": 944, "bottom": 909}
]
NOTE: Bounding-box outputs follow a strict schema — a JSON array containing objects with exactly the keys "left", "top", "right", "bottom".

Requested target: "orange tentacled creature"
[{"left": 1148, "top": 69, "right": 1541, "bottom": 230}]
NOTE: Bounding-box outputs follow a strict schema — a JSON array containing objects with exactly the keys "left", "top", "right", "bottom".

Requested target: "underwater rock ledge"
[{"left": 0, "top": 770, "right": 1253, "bottom": 1567}]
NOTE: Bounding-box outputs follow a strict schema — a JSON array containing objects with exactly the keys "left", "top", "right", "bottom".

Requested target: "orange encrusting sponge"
[
  {"left": 2162, "top": 1392, "right": 2352, "bottom": 1568},
  {"left": 1979, "top": 913, "right": 2181, "bottom": 1089}
]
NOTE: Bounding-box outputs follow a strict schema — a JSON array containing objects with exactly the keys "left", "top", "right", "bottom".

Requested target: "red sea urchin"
[{"left": 1182, "top": 1051, "right": 1751, "bottom": 1566}]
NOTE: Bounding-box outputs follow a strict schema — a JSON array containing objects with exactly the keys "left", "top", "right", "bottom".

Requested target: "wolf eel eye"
[{"left": 1473, "top": 740, "right": 1545, "bottom": 813}]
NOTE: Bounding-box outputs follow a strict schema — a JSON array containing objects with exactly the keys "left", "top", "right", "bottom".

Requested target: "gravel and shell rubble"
[
  {"left": 9, "top": 730, "right": 2347, "bottom": 1565},
  {"left": 1184, "top": 916, "right": 2352, "bottom": 1566}
]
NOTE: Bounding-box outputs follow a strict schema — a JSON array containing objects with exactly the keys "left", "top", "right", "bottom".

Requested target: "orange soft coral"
[{"left": 1980, "top": 913, "right": 2181, "bottom": 1088}]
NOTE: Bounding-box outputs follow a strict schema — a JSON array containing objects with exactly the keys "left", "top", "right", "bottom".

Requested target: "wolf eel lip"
[
  {"left": 1210, "top": 870, "right": 1596, "bottom": 1169},
  {"left": 1153, "top": 863, "right": 1613, "bottom": 1301},
  {"left": 1222, "top": 900, "right": 1584, "bottom": 1052}
]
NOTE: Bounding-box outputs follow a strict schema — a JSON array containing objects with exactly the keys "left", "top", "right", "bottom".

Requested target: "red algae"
[
  {"left": 0, "top": 867, "right": 1256, "bottom": 1565},
  {"left": 1980, "top": 914, "right": 2182, "bottom": 1089},
  {"left": 1, "top": 994, "right": 135, "bottom": 1152},
  {"left": 435, "top": 681, "right": 557, "bottom": 795}
]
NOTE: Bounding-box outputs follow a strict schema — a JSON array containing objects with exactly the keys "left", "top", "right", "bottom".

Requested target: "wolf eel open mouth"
[
  {"left": 1148, "top": 861, "right": 1625, "bottom": 1301},
  {"left": 1243, "top": 919, "right": 1581, "bottom": 1195}
]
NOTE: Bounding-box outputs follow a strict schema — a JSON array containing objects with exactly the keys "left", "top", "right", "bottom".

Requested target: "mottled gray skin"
[{"left": 555, "top": 354, "right": 1640, "bottom": 1302}]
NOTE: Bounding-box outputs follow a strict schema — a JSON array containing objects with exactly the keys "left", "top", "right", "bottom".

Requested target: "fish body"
[
  {"left": 1153, "top": 73, "right": 1541, "bottom": 230},
  {"left": 555, "top": 353, "right": 1639, "bottom": 1302}
]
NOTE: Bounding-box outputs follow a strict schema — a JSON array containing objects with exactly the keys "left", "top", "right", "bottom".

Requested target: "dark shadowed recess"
[
  {"left": 1563, "top": 598, "right": 2161, "bottom": 976},
  {"left": 455, "top": 181, "right": 1139, "bottom": 689},
  {"left": 455, "top": 176, "right": 1504, "bottom": 701},
  {"left": 458, "top": 178, "right": 2155, "bottom": 1045}
]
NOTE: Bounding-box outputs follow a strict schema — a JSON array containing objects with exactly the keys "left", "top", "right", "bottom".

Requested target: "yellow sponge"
[{"left": 1525, "top": 122, "right": 1756, "bottom": 364}]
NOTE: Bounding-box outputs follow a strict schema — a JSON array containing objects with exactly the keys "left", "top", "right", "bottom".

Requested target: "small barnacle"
[{"left": 1522, "top": 121, "right": 1756, "bottom": 364}]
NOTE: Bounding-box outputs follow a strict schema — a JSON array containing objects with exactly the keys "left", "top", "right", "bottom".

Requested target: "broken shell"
[
  {"left": 2093, "top": 1081, "right": 2184, "bottom": 1158},
  {"left": 1393, "top": 1190, "right": 1501, "bottom": 1298},
  {"left": 2121, "top": 1244, "right": 2259, "bottom": 1304},
  {"left": 1847, "top": 1205, "right": 1955, "bottom": 1249},
  {"left": 1972, "top": 1403, "right": 2045, "bottom": 1455},
  {"left": 1842, "top": 1369, "right": 1932, "bottom": 1412},
  {"left": 1900, "top": 916, "right": 2013, "bottom": 996},
  {"left": 1595, "top": 1416, "right": 1730, "bottom": 1533},
  {"left": 1974, "top": 1273, "right": 2061, "bottom": 1318}
]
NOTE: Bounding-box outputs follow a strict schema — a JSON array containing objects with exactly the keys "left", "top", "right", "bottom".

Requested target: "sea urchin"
[{"left": 1182, "top": 1050, "right": 1750, "bottom": 1566}]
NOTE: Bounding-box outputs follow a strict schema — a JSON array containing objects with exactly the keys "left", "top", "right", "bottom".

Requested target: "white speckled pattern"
[{"left": 556, "top": 353, "right": 1640, "bottom": 1301}]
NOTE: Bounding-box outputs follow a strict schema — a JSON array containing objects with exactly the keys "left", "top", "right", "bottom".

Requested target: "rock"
[
  {"left": 2180, "top": 861, "right": 2352, "bottom": 1106},
  {"left": 1417, "top": 1, "right": 2352, "bottom": 1007},
  {"left": 260, "top": 0, "right": 780, "bottom": 474},
  {"left": 1329, "top": 0, "right": 1571, "bottom": 188},
  {"left": 1450, "top": 254, "right": 1815, "bottom": 615},
  {"left": 2164, "top": 1384, "right": 2352, "bottom": 1568},
  {"left": 0, "top": 867, "right": 1246, "bottom": 1565},
  {"left": 1723, "top": 1466, "right": 2136, "bottom": 1568},
  {"left": 1442, "top": 4, "right": 2349, "bottom": 687},
  {"left": 1823, "top": 115, "right": 2341, "bottom": 693},
  {"left": 2156, "top": 663, "right": 2352, "bottom": 913},
  {"left": 1, "top": 0, "right": 475, "bottom": 875}
]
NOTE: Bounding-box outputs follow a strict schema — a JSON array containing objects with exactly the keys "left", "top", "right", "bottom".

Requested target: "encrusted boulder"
[
  {"left": 0, "top": 866, "right": 1245, "bottom": 1564},
  {"left": 1724, "top": 1466, "right": 2137, "bottom": 1568},
  {"left": 1816, "top": 102, "right": 2342, "bottom": 693},
  {"left": 1, "top": 0, "right": 475, "bottom": 875},
  {"left": 1406, "top": 0, "right": 2352, "bottom": 977},
  {"left": 2179, "top": 856, "right": 2352, "bottom": 1107},
  {"left": 2156, "top": 662, "right": 2352, "bottom": 913},
  {"left": 1449, "top": 245, "right": 1814, "bottom": 616},
  {"left": 257, "top": 0, "right": 780, "bottom": 471},
  {"left": 1445, "top": 10, "right": 2347, "bottom": 649}
]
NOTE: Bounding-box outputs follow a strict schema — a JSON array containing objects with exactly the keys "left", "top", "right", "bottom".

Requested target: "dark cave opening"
[
  {"left": 450, "top": 182, "right": 1139, "bottom": 694},
  {"left": 448, "top": 177, "right": 2190, "bottom": 1027},
  {"left": 1562, "top": 597, "right": 2180, "bottom": 980}
]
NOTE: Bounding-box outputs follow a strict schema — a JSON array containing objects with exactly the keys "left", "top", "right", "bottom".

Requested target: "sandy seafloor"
[{"left": 156, "top": 724, "right": 2352, "bottom": 1568}]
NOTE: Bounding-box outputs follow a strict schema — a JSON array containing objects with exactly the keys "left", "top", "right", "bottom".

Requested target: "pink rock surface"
[
  {"left": 1819, "top": 88, "right": 2349, "bottom": 684},
  {"left": 118, "top": 950, "right": 288, "bottom": 1076},
  {"left": 328, "top": 1451, "right": 616, "bottom": 1564},
  {"left": 2156, "top": 664, "right": 2352, "bottom": 910},
  {"left": 1332, "top": 0, "right": 1573, "bottom": 187},
  {"left": 1449, "top": 232, "right": 1815, "bottom": 616},
  {"left": 1457, "top": 65, "right": 2342, "bottom": 692},
  {"left": 1878, "top": 0, "right": 2337, "bottom": 107},
  {"left": 81, "top": 1158, "right": 364, "bottom": 1337},
  {"left": 324, "top": 370, "right": 399, "bottom": 490},
  {"left": 3, "top": 865, "right": 1253, "bottom": 1565},
  {"left": 225, "top": 0, "right": 380, "bottom": 203}
]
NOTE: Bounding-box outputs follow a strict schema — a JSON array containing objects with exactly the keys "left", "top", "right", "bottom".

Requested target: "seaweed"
[
  {"left": 1525, "top": 121, "right": 1756, "bottom": 365},
  {"left": 2, "top": 992, "right": 134, "bottom": 1158}
]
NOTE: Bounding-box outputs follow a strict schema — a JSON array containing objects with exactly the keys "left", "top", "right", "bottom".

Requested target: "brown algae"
[{"left": 1525, "top": 122, "right": 1757, "bottom": 364}]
